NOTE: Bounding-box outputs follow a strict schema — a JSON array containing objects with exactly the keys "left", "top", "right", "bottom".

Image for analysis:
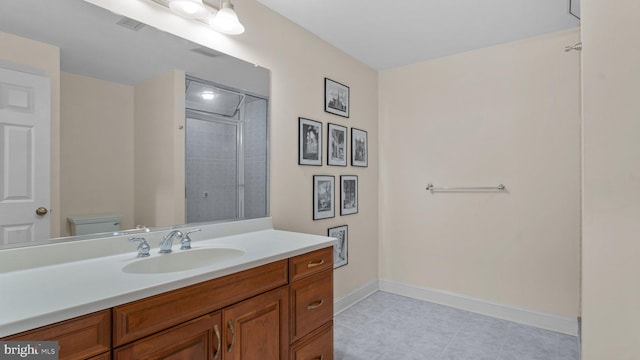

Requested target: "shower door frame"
[
  {"left": 184, "top": 76, "right": 270, "bottom": 223},
  {"left": 185, "top": 109, "right": 244, "bottom": 222}
]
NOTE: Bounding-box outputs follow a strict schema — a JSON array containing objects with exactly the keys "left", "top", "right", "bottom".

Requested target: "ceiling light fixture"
[
  {"left": 168, "top": 0, "right": 209, "bottom": 20},
  {"left": 209, "top": 1, "right": 245, "bottom": 35},
  {"left": 164, "top": 0, "right": 245, "bottom": 35},
  {"left": 201, "top": 91, "right": 216, "bottom": 100}
]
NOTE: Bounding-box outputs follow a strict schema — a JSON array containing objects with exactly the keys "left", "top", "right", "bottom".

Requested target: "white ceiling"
[{"left": 255, "top": 0, "right": 580, "bottom": 70}]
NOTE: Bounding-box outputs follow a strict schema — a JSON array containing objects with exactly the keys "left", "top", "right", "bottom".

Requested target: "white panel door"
[{"left": 0, "top": 67, "right": 51, "bottom": 245}]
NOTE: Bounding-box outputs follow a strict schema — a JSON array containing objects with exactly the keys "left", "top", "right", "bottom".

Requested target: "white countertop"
[{"left": 0, "top": 218, "right": 335, "bottom": 337}]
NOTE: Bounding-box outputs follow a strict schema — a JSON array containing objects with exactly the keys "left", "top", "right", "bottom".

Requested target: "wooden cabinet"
[
  {"left": 114, "top": 312, "right": 222, "bottom": 360},
  {"left": 115, "top": 286, "right": 289, "bottom": 360},
  {"left": 88, "top": 353, "right": 111, "bottom": 360},
  {"left": 113, "top": 260, "right": 288, "bottom": 347},
  {"left": 3, "top": 310, "right": 110, "bottom": 360},
  {"left": 289, "top": 247, "right": 334, "bottom": 359},
  {"left": 289, "top": 248, "right": 333, "bottom": 283},
  {"left": 289, "top": 322, "right": 333, "bottom": 360},
  {"left": 289, "top": 269, "right": 333, "bottom": 343},
  {"left": 222, "top": 287, "right": 288, "bottom": 360},
  {"left": 1, "top": 246, "right": 334, "bottom": 360}
]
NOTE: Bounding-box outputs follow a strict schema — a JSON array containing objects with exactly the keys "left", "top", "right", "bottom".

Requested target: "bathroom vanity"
[{"left": 0, "top": 218, "right": 335, "bottom": 360}]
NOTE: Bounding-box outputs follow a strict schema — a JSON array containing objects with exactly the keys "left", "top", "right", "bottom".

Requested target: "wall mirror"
[{"left": 0, "top": 0, "right": 270, "bottom": 248}]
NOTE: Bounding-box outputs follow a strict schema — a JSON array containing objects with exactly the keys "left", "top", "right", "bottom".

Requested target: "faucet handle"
[
  {"left": 129, "top": 237, "right": 151, "bottom": 258},
  {"left": 181, "top": 229, "right": 202, "bottom": 250}
]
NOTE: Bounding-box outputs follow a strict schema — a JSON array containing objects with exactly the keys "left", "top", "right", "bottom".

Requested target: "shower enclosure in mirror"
[
  {"left": 184, "top": 77, "right": 268, "bottom": 223},
  {"left": 0, "top": 0, "right": 270, "bottom": 248}
]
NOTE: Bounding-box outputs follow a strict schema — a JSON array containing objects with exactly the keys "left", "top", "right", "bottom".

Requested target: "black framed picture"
[
  {"left": 327, "top": 123, "right": 347, "bottom": 166},
  {"left": 324, "top": 78, "right": 349, "bottom": 118},
  {"left": 351, "top": 128, "right": 368, "bottom": 167},
  {"left": 328, "top": 225, "right": 348, "bottom": 268},
  {"left": 570, "top": 0, "right": 580, "bottom": 19},
  {"left": 340, "top": 175, "right": 358, "bottom": 215},
  {"left": 299, "top": 117, "right": 322, "bottom": 166},
  {"left": 313, "top": 175, "right": 335, "bottom": 220}
]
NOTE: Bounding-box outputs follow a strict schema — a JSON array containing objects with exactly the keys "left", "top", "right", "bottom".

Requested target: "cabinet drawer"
[
  {"left": 289, "top": 269, "right": 333, "bottom": 343},
  {"left": 290, "top": 321, "right": 333, "bottom": 360},
  {"left": 113, "top": 259, "right": 288, "bottom": 346},
  {"left": 289, "top": 247, "right": 333, "bottom": 282},
  {"left": 3, "top": 310, "right": 110, "bottom": 360}
]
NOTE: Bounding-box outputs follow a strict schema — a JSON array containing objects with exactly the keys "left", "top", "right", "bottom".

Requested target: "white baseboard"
[
  {"left": 378, "top": 279, "right": 578, "bottom": 336},
  {"left": 334, "top": 279, "right": 379, "bottom": 315}
]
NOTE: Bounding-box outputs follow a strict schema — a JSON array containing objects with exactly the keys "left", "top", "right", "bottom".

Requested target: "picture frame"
[
  {"left": 313, "top": 175, "right": 335, "bottom": 220},
  {"left": 328, "top": 225, "right": 348, "bottom": 269},
  {"left": 324, "top": 78, "right": 350, "bottom": 118},
  {"left": 351, "top": 128, "right": 368, "bottom": 167},
  {"left": 569, "top": 0, "right": 580, "bottom": 19},
  {"left": 340, "top": 175, "right": 358, "bottom": 215},
  {"left": 298, "top": 117, "right": 322, "bottom": 166},
  {"left": 327, "top": 123, "right": 347, "bottom": 166}
]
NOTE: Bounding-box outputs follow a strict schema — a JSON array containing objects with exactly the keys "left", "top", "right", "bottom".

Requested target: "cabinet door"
[
  {"left": 222, "top": 287, "right": 288, "bottom": 360},
  {"left": 88, "top": 353, "right": 111, "bottom": 360},
  {"left": 114, "top": 312, "right": 222, "bottom": 360}
]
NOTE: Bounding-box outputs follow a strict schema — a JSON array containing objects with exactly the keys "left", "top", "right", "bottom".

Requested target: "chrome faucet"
[
  {"left": 129, "top": 237, "right": 151, "bottom": 258},
  {"left": 181, "top": 229, "right": 202, "bottom": 250},
  {"left": 159, "top": 230, "right": 183, "bottom": 253}
]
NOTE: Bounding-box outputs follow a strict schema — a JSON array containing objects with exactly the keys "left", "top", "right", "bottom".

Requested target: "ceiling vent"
[
  {"left": 151, "top": 0, "right": 217, "bottom": 9},
  {"left": 190, "top": 46, "right": 224, "bottom": 58},
  {"left": 151, "top": 0, "right": 171, "bottom": 6},
  {"left": 116, "top": 17, "right": 146, "bottom": 31}
]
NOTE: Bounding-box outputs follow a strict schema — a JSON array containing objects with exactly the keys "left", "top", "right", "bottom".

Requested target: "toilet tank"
[{"left": 67, "top": 214, "right": 122, "bottom": 236}]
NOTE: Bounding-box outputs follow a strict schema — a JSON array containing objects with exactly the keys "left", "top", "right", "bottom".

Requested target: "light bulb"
[
  {"left": 169, "top": 0, "right": 209, "bottom": 20},
  {"left": 210, "top": 2, "right": 245, "bottom": 35},
  {"left": 201, "top": 91, "right": 215, "bottom": 100}
]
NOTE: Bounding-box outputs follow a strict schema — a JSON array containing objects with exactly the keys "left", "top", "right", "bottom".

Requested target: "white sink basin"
[{"left": 122, "top": 248, "right": 245, "bottom": 274}]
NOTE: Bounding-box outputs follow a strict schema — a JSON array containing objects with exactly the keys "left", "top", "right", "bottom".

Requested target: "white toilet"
[{"left": 67, "top": 214, "right": 122, "bottom": 236}]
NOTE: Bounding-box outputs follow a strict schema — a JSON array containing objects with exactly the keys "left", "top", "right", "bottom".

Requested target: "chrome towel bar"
[{"left": 426, "top": 183, "right": 506, "bottom": 192}]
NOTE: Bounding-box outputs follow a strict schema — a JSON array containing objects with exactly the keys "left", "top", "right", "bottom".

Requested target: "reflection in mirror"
[
  {"left": 185, "top": 76, "right": 268, "bottom": 223},
  {"left": 0, "top": 0, "right": 269, "bottom": 248}
]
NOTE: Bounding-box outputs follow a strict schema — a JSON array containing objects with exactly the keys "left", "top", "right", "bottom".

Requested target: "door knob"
[{"left": 35, "top": 207, "right": 48, "bottom": 216}]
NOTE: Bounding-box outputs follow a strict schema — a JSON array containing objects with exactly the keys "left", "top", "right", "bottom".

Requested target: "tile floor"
[{"left": 334, "top": 291, "right": 580, "bottom": 360}]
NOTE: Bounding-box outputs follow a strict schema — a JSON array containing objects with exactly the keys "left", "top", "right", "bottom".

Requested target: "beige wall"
[
  {"left": 0, "top": 31, "right": 61, "bottom": 238},
  {"left": 581, "top": 0, "right": 640, "bottom": 358},
  {"left": 133, "top": 70, "right": 186, "bottom": 228},
  {"left": 59, "top": 72, "right": 134, "bottom": 235},
  {"left": 226, "top": 0, "right": 379, "bottom": 298},
  {"left": 379, "top": 30, "right": 581, "bottom": 317},
  {"left": 85, "top": 0, "right": 379, "bottom": 298}
]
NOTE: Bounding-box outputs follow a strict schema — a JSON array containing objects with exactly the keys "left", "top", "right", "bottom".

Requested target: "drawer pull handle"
[
  {"left": 307, "top": 299, "right": 324, "bottom": 310},
  {"left": 213, "top": 324, "right": 221, "bottom": 359},
  {"left": 227, "top": 320, "right": 235, "bottom": 353},
  {"left": 313, "top": 356, "right": 324, "bottom": 360},
  {"left": 307, "top": 259, "right": 325, "bottom": 268}
]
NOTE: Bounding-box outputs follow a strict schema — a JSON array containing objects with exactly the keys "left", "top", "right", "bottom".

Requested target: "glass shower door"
[
  {"left": 184, "top": 77, "right": 268, "bottom": 223},
  {"left": 185, "top": 115, "right": 239, "bottom": 223}
]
